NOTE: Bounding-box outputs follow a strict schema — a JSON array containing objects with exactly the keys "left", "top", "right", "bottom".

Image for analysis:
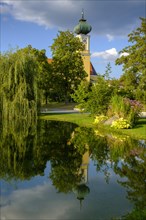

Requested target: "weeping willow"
[{"left": 0, "top": 49, "right": 38, "bottom": 121}]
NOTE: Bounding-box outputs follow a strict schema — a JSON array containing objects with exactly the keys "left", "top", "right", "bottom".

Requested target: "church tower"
[{"left": 74, "top": 10, "right": 92, "bottom": 81}]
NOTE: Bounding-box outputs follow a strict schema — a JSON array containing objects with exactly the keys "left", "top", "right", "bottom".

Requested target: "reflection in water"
[
  {"left": 0, "top": 119, "right": 38, "bottom": 180},
  {"left": 0, "top": 119, "right": 146, "bottom": 219}
]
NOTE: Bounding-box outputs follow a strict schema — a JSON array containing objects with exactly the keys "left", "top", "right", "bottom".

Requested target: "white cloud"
[
  {"left": 0, "top": 3, "right": 11, "bottom": 14},
  {"left": 91, "top": 48, "right": 118, "bottom": 61},
  {"left": 1, "top": 0, "right": 78, "bottom": 29},
  {"left": 119, "top": 52, "right": 129, "bottom": 57},
  {"left": 1, "top": 183, "right": 75, "bottom": 219},
  {"left": 106, "top": 34, "right": 114, "bottom": 42},
  {"left": 0, "top": 0, "right": 145, "bottom": 36}
]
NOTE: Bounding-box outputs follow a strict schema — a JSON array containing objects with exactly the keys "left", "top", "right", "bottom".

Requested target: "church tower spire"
[
  {"left": 74, "top": 10, "right": 92, "bottom": 35},
  {"left": 74, "top": 10, "right": 92, "bottom": 81}
]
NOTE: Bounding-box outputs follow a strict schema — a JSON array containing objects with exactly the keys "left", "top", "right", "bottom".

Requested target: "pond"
[{"left": 0, "top": 120, "right": 146, "bottom": 220}]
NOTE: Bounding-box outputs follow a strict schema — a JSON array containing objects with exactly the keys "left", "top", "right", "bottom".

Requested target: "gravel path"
[
  {"left": 40, "top": 109, "right": 146, "bottom": 118},
  {"left": 40, "top": 109, "right": 80, "bottom": 114}
]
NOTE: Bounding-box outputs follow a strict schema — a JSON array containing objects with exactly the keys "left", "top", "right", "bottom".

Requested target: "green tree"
[
  {"left": 71, "top": 80, "right": 90, "bottom": 110},
  {"left": 0, "top": 48, "right": 38, "bottom": 120},
  {"left": 103, "top": 62, "right": 112, "bottom": 80},
  {"left": 116, "top": 17, "right": 146, "bottom": 103},
  {"left": 86, "top": 76, "right": 113, "bottom": 115},
  {"left": 0, "top": 45, "right": 52, "bottom": 119},
  {"left": 50, "top": 30, "right": 87, "bottom": 102},
  {"left": 72, "top": 76, "right": 114, "bottom": 115},
  {"left": 18, "top": 45, "right": 52, "bottom": 105}
]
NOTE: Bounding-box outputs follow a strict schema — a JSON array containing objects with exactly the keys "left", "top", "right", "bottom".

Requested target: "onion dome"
[
  {"left": 74, "top": 10, "right": 92, "bottom": 35},
  {"left": 73, "top": 184, "right": 90, "bottom": 201},
  {"left": 73, "top": 183, "right": 90, "bottom": 209}
]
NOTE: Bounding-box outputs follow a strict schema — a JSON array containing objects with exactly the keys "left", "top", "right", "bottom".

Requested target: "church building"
[
  {"left": 74, "top": 10, "right": 94, "bottom": 81},
  {"left": 48, "top": 11, "right": 96, "bottom": 81}
]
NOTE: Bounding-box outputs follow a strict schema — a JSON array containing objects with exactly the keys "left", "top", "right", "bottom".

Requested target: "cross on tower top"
[{"left": 81, "top": 9, "right": 84, "bottom": 20}]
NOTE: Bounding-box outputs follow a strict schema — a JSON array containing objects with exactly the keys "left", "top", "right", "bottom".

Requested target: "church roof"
[
  {"left": 48, "top": 58, "right": 52, "bottom": 64},
  {"left": 90, "top": 62, "right": 97, "bottom": 75}
]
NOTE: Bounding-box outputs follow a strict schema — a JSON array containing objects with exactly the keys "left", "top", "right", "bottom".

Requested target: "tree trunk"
[{"left": 45, "top": 94, "right": 48, "bottom": 105}]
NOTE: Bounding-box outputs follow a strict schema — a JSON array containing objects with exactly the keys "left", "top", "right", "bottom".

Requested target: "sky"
[{"left": 0, "top": 0, "right": 145, "bottom": 78}]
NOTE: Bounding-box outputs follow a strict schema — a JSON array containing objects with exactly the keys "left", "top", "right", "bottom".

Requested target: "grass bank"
[
  {"left": 39, "top": 113, "right": 94, "bottom": 128},
  {"left": 118, "top": 118, "right": 146, "bottom": 140},
  {"left": 39, "top": 113, "right": 146, "bottom": 140}
]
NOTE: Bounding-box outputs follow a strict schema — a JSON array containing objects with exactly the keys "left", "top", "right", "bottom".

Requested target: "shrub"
[
  {"left": 94, "top": 115, "right": 108, "bottom": 124},
  {"left": 108, "top": 95, "right": 142, "bottom": 128},
  {"left": 108, "top": 95, "right": 130, "bottom": 118},
  {"left": 85, "top": 76, "right": 113, "bottom": 115},
  {"left": 125, "top": 98, "right": 142, "bottom": 127},
  {"left": 111, "top": 118, "right": 131, "bottom": 129}
]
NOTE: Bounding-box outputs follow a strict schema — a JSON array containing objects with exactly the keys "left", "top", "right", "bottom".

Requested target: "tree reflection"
[
  {"left": 36, "top": 120, "right": 84, "bottom": 193},
  {"left": 112, "top": 142, "right": 146, "bottom": 219},
  {"left": 0, "top": 119, "right": 146, "bottom": 218},
  {"left": 0, "top": 119, "right": 38, "bottom": 180},
  {"left": 0, "top": 120, "right": 84, "bottom": 193},
  {"left": 72, "top": 127, "right": 146, "bottom": 218},
  {"left": 71, "top": 127, "right": 111, "bottom": 183}
]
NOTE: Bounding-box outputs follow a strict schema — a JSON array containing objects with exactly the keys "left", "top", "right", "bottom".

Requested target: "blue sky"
[{"left": 0, "top": 0, "right": 145, "bottom": 78}]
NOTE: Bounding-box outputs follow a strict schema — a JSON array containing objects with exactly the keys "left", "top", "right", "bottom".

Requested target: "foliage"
[
  {"left": 0, "top": 47, "right": 38, "bottom": 120},
  {"left": 17, "top": 45, "right": 52, "bottom": 105},
  {"left": 71, "top": 80, "right": 90, "bottom": 110},
  {"left": 122, "top": 208, "right": 146, "bottom": 220},
  {"left": 116, "top": 17, "right": 146, "bottom": 104},
  {"left": 111, "top": 118, "right": 131, "bottom": 129},
  {"left": 72, "top": 76, "right": 113, "bottom": 115},
  {"left": 31, "top": 48, "right": 52, "bottom": 105},
  {"left": 126, "top": 99, "right": 143, "bottom": 127},
  {"left": 0, "top": 45, "right": 52, "bottom": 119},
  {"left": 85, "top": 76, "right": 113, "bottom": 115},
  {"left": 50, "top": 30, "right": 87, "bottom": 102},
  {"left": 108, "top": 95, "right": 142, "bottom": 128},
  {"left": 94, "top": 115, "right": 108, "bottom": 124},
  {"left": 103, "top": 62, "right": 112, "bottom": 80},
  {"left": 108, "top": 95, "right": 129, "bottom": 118}
]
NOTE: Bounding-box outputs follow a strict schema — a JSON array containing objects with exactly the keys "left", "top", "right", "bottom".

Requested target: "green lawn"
[
  {"left": 39, "top": 113, "right": 146, "bottom": 140},
  {"left": 118, "top": 119, "right": 146, "bottom": 140},
  {"left": 39, "top": 113, "right": 95, "bottom": 127}
]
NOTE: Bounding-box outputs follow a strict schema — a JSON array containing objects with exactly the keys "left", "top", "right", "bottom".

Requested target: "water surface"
[{"left": 0, "top": 120, "right": 146, "bottom": 219}]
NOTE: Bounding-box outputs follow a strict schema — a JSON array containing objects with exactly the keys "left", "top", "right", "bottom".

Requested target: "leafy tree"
[
  {"left": 0, "top": 48, "right": 38, "bottom": 120},
  {"left": 72, "top": 76, "right": 114, "bottom": 115},
  {"left": 0, "top": 45, "right": 52, "bottom": 119},
  {"left": 103, "top": 62, "right": 112, "bottom": 80},
  {"left": 116, "top": 17, "right": 146, "bottom": 103},
  {"left": 71, "top": 80, "right": 90, "bottom": 110},
  {"left": 18, "top": 45, "right": 52, "bottom": 105},
  {"left": 86, "top": 76, "right": 113, "bottom": 115},
  {"left": 87, "top": 77, "right": 113, "bottom": 115},
  {"left": 50, "top": 31, "right": 87, "bottom": 102}
]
